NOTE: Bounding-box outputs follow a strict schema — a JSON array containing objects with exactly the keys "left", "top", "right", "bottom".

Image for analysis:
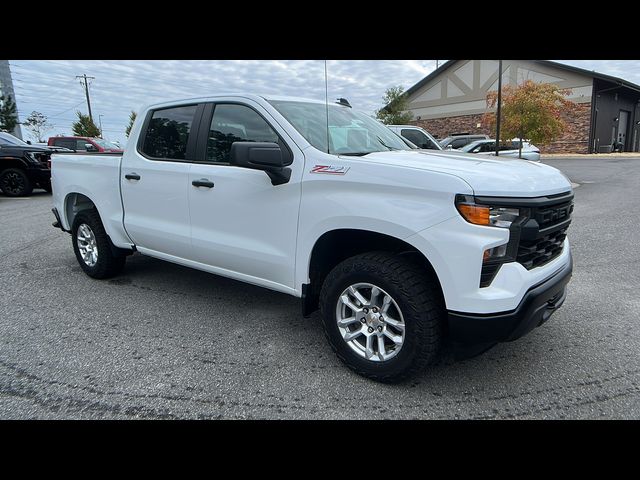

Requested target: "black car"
[{"left": 0, "top": 132, "right": 54, "bottom": 196}]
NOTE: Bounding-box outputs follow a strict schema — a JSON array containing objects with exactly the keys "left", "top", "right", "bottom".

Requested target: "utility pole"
[
  {"left": 436, "top": 60, "right": 439, "bottom": 69},
  {"left": 98, "top": 114, "right": 104, "bottom": 138},
  {"left": 495, "top": 60, "right": 503, "bottom": 157},
  {"left": 76, "top": 74, "right": 95, "bottom": 122}
]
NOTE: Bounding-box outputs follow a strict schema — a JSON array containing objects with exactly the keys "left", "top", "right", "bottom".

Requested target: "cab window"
[
  {"left": 206, "top": 104, "right": 279, "bottom": 163},
  {"left": 142, "top": 105, "right": 198, "bottom": 160}
]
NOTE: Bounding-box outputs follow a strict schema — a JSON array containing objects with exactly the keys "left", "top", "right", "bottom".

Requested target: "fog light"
[{"left": 483, "top": 243, "right": 508, "bottom": 262}]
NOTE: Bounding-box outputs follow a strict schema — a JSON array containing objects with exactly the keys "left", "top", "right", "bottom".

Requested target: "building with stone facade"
[{"left": 400, "top": 60, "right": 640, "bottom": 154}]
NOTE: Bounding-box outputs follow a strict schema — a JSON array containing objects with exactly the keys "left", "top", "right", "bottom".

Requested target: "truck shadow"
[{"left": 114, "top": 252, "right": 553, "bottom": 387}]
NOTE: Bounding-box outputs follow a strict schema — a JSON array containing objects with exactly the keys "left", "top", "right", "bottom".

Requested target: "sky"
[{"left": 8, "top": 60, "right": 640, "bottom": 146}]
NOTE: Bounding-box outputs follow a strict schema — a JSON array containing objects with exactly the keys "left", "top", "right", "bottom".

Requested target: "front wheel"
[
  {"left": 319, "top": 252, "right": 445, "bottom": 383},
  {"left": 72, "top": 209, "right": 126, "bottom": 279}
]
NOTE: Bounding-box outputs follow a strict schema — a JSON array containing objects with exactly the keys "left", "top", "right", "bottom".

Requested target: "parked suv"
[
  {"left": 0, "top": 132, "right": 52, "bottom": 196},
  {"left": 51, "top": 94, "right": 573, "bottom": 382},
  {"left": 387, "top": 125, "right": 442, "bottom": 150},
  {"left": 48, "top": 136, "right": 123, "bottom": 153},
  {"left": 439, "top": 134, "right": 489, "bottom": 150}
]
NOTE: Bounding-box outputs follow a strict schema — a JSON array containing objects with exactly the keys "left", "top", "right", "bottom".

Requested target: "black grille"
[
  {"left": 474, "top": 191, "right": 573, "bottom": 285},
  {"left": 517, "top": 225, "right": 568, "bottom": 270},
  {"left": 534, "top": 201, "right": 573, "bottom": 229}
]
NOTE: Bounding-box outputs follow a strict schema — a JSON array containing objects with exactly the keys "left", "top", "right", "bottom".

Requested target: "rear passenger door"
[
  {"left": 121, "top": 103, "right": 203, "bottom": 259},
  {"left": 187, "top": 100, "right": 303, "bottom": 291}
]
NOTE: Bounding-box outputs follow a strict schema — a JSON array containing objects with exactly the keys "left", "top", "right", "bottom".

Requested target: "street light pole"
[{"left": 495, "top": 60, "right": 503, "bottom": 157}]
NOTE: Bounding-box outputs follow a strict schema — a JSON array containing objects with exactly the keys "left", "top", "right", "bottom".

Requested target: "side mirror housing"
[
  {"left": 85, "top": 143, "right": 98, "bottom": 152},
  {"left": 229, "top": 142, "right": 291, "bottom": 186}
]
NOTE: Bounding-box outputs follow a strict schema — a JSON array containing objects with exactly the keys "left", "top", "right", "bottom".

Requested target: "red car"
[{"left": 48, "top": 136, "right": 123, "bottom": 153}]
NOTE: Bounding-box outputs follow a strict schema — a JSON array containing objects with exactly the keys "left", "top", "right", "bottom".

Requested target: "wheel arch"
[
  {"left": 303, "top": 228, "right": 444, "bottom": 317},
  {"left": 64, "top": 192, "right": 99, "bottom": 231},
  {"left": 0, "top": 157, "right": 29, "bottom": 173}
]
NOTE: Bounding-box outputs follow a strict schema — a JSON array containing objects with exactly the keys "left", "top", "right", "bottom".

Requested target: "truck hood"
[{"left": 351, "top": 150, "right": 572, "bottom": 197}]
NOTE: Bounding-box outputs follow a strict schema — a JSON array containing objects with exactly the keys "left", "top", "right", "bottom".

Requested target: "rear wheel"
[
  {"left": 72, "top": 209, "right": 126, "bottom": 279},
  {"left": 319, "top": 251, "right": 445, "bottom": 383},
  {"left": 0, "top": 168, "right": 33, "bottom": 197}
]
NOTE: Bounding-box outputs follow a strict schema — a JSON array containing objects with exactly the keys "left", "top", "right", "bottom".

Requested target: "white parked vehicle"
[
  {"left": 51, "top": 94, "right": 573, "bottom": 382},
  {"left": 386, "top": 125, "right": 442, "bottom": 150},
  {"left": 459, "top": 139, "right": 542, "bottom": 162}
]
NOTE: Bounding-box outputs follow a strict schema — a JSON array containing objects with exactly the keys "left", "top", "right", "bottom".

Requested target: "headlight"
[
  {"left": 25, "top": 152, "right": 43, "bottom": 164},
  {"left": 455, "top": 194, "right": 522, "bottom": 229}
]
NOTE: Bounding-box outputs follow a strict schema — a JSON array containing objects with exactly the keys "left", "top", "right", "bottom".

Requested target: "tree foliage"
[
  {"left": 482, "top": 80, "right": 576, "bottom": 153},
  {"left": 125, "top": 110, "right": 137, "bottom": 138},
  {"left": 376, "top": 86, "right": 413, "bottom": 125},
  {"left": 23, "top": 111, "right": 52, "bottom": 142},
  {"left": 71, "top": 111, "right": 101, "bottom": 137},
  {"left": 0, "top": 94, "right": 18, "bottom": 133}
]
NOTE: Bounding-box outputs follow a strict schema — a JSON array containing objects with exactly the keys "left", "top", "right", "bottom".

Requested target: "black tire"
[
  {"left": 319, "top": 251, "right": 444, "bottom": 383},
  {"left": 0, "top": 168, "right": 33, "bottom": 197},
  {"left": 71, "top": 209, "right": 126, "bottom": 279}
]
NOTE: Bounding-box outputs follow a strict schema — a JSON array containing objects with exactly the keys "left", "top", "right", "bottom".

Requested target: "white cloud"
[{"left": 9, "top": 59, "right": 640, "bottom": 145}]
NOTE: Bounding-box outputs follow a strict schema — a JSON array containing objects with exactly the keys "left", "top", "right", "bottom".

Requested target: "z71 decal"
[{"left": 310, "top": 165, "right": 351, "bottom": 175}]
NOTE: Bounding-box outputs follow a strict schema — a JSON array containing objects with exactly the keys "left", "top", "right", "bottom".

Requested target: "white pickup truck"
[{"left": 51, "top": 94, "right": 574, "bottom": 382}]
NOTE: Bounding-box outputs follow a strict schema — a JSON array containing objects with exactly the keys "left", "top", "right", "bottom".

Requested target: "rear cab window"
[{"left": 140, "top": 105, "right": 198, "bottom": 160}]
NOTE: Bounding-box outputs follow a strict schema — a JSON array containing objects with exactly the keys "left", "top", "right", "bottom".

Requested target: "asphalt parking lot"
[{"left": 1, "top": 156, "right": 639, "bottom": 419}]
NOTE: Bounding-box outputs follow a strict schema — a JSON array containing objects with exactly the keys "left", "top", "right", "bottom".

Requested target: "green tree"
[
  {"left": 23, "top": 111, "right": 52, "bottom": 142},
  {"left": 71, "top": 111, "right": 101, "bottom": 137},
  {"left": 125, "top": 110, "right": 137, "bottom": 138},
  {"left": 0, "top": 94, "right": 18, "bottom": 133},
  {"left": 375, "top": 86, "right": 413, "bottom": 125},
  {"left": 483, "top": 80, "right": 576, "bottom": 157}
]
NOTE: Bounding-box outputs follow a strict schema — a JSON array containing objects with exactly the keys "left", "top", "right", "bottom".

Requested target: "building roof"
[{"left": 402, "top": 59, "right": 640, "bottom": 100}]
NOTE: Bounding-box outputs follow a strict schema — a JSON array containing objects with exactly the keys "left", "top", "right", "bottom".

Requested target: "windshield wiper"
[
  {"left": 376, "top": 136, "right": 401, "bottom": 151},
  {"left": 338, "top": 152, "right": 371, "bottom": 156}
]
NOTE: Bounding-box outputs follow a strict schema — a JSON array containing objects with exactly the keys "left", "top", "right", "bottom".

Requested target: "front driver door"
[{"left": 187, "top": 101, "right": 303, "bottom": 292}]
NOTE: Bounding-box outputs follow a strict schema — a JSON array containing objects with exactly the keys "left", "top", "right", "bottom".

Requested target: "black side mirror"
[
  {"left": 229, "top": 142, "right": 292, "bottom": 186},
  {"left": 26, "top": 140, "right": 32, "bottom": 145}
]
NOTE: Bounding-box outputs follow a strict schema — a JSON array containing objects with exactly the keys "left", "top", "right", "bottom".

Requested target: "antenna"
[{"left": 324, "top": 60, "right": 330, "bottom": 154}]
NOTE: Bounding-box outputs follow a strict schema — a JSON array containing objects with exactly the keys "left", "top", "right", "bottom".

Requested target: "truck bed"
[{"left": 51, "top": 152, "right": 132, "bottom": 248}]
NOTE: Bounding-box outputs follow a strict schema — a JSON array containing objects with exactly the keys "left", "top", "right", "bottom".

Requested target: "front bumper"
[
  {"left": 26, "top": 166, "right": 51, "bottom": 184},
  {"left": 447, "top": 252, "right": 572, "bottom": 344}
]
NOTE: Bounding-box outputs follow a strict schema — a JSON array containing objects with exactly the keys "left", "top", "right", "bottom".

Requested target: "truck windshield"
[
  {"left": 267, "top": 100, "right": 411, "bottom": 156},
  {"left": 91, "top": 138, "right": 120, "bottom": 149}
]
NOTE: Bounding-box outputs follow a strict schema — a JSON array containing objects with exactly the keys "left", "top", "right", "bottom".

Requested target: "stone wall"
[{"left": 412, "top": 102, "right": 592, "bottom": 154}]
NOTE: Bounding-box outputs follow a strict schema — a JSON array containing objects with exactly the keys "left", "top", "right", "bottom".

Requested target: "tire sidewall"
[
  {"left": 321, "top": 265, "right": 430, "bottom": 381},
  {"left": 72, "top": 212, "right": 110, "bottom": 278},
  {"left": 0, "top": 168, "right": 32, "bottom": 197}
]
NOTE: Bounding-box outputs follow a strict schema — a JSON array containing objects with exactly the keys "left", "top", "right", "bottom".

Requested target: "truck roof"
[{"left": 142, "top": 94, "right": 338, "bottom": 111}]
